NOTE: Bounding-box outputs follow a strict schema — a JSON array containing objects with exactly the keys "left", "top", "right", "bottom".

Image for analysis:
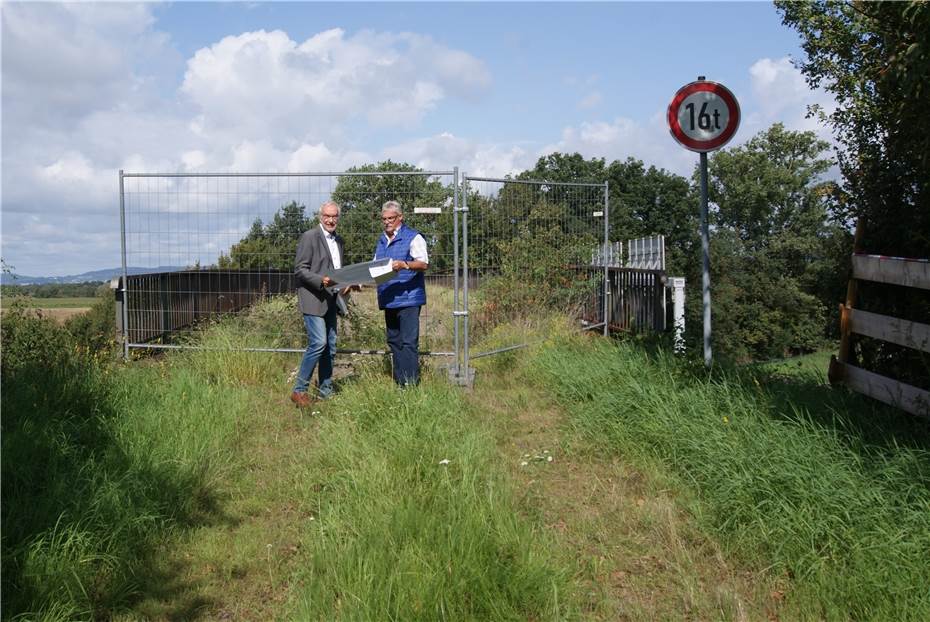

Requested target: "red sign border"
[{"left": 667, "top": 81, "right": 740, "bottom": 152}]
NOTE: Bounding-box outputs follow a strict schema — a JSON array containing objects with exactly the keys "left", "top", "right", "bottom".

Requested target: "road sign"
[
  {"left": 667, "top": 77, "right": 740, "bottom": 367},
  {"left": 667, "top": 80, "right": 740, "bottom": 152}
]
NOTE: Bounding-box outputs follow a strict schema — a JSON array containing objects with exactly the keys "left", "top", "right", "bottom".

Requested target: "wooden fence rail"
[{"left": 829, "top": 237, "right": 930, "bottom": 417}]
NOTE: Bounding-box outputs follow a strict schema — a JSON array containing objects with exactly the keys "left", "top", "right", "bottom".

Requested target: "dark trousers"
[{"left": 385, "top": 305, "right": 421, "bottom": 385}]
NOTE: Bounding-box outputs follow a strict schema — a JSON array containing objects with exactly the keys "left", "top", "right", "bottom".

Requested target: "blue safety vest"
[{"left": 375, "top": 224, "right": 427, "bottom": 309}]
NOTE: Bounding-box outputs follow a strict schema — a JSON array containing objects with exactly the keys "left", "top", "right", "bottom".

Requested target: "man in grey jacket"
[{"left": 291, "top": 200, "right": 345, "bottom": 407}]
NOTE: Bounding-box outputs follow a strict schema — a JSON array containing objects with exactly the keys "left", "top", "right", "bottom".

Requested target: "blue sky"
[{"left": 1, "top": 1, "right": 833, "bottom": 276}]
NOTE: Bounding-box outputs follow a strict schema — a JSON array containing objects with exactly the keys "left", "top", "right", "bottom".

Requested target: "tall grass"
[
  {"left": 291, "top": 373, "right": 574, "bottom": 620},
  {"left": 527, "top": 334, "right": 930, "bottom": 620},
  {"left": 1, "top": 310, "right": 256, "bottom": 620}
]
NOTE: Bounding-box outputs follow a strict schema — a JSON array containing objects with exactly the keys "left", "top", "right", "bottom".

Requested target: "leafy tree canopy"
[
  {"left": 776, "top": 0, "right": 930, "bottom": 256},
  {"left": 777, "top": 0, "right": 930, "bottom": 385},
  {"left": 700, "top": 124, "right": 842, "bottom": 360}
]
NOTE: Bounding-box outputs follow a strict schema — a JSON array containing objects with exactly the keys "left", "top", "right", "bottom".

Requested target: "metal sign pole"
[
  {"left": 668, "top": 75, "right": 739, "bottom": 367},
  {"left": 699, "top": 152, "right": 712, "bottom": 367}
]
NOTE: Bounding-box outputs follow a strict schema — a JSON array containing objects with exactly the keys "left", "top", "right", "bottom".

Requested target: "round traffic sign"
[{"left": 667, "top": 80, "right": 740, "bottom": 152}]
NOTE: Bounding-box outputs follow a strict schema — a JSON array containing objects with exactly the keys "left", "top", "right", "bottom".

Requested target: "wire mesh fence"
[
  {"left": 460, "top": 176, "right": 608, "bottom": 364},
  {"left": 120, "top": 170, "right": 458, "bottom": 356},
  {"left": 118, "top": 170, "right": 676, "bottom": 379}
]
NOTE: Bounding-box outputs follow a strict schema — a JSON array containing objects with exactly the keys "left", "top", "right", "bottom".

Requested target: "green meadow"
[{"left": 3, "top": 299, "right": 928, "bottom": 621}]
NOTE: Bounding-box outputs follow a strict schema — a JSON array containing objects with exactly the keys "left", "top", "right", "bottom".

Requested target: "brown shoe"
[{"left": 290, "top": 391, "right": 313, "bottom": 408}]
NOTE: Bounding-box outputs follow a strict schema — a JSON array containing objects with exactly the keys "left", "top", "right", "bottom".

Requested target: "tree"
[
  {"left": 218, "top": 201, "right": 311, "bottom": 269},
  {"left": 777, "top": 0, "right": 930, "bottom": 385},
  {"left": 524, "top": 153, "right": 698, "bottom": 275},
  {"left": 699, "top": 124, "right": 841, "bottom": 360},
  {"left": 331, "top": 161, "right": 454, "bottom": 270},
  {"left": 605, "top": 158, "right": 697, "bottom": 275}
]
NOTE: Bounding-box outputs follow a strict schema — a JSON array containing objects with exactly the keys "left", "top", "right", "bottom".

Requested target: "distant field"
[
  {"left": 0, "top": 297, "right": 97, "bottom": 309},
  {"left": 0, "top": 297, "right": 96, "bottom": 323}
]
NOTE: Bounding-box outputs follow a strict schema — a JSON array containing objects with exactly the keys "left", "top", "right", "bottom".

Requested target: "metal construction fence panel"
[
  {"left": 119, "top": 170, "right": 459, "bottom": 356},
  {"left": 118, "top": 170, "right": 676, "bottom": 381},
  {"left": 458, "top": 176, "right": 609, "bottom": 369}
]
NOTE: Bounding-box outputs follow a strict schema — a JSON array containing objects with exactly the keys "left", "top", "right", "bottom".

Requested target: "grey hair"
[
  {"left": 320, "top": 200, "right": 341, "bottom": 214},
  {"left": 381, "top": 200, "right": 403, "bottom": 216}
]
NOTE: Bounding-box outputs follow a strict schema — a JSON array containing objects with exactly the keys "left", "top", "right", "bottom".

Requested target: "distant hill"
[{"left": 1, "top": 267, "right": 185, "bottom": 286}]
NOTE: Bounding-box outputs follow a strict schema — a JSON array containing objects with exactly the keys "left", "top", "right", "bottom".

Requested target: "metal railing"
[{"left": 579, "top": 266, "right": 668, "bottom": 332}]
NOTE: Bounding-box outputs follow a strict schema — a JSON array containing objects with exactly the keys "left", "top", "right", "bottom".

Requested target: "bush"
[
  {"left": 1, "top": 303, "right": 76, "bottom": 378},
  {"left": 1, "top": 293, "right": 249, "bottom": 619},
  {"left": 475, "top": 203, "right": 598, "bottom": 332},
  {"left": 65, "top": 283, "right": 117, "bottom": 354}
]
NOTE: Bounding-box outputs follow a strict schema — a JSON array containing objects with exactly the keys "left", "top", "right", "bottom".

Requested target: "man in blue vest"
[{"left": 374, "top": 200, "right": 429, "bottom": 386}]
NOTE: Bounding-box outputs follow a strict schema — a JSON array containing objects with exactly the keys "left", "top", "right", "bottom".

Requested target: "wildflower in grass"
[
  {"left": 722, "top": 416, "right": 729, "bottom": 424},
  {"left": 439, "top": 459, "right": 450, "bottom": 466},
  {"left": 520, "top": 461, "right": 529, "bottom": 467}
]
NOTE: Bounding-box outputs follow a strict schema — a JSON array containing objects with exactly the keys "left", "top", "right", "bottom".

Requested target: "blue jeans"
[
  {"left": 293, "top": 307, "right": 337, "bottom": 398},
  {"left": 385, "top": 305, "right": 421, "bottom": 386}
]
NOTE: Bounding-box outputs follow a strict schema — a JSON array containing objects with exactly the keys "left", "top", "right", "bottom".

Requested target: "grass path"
[
  {"left": 115, "top": 347, "right": 786, "bottom": 621},
  {"left": 116, "top": 355, "right": 322, "bottom": 620},
  {"left": 471, "top": 362, "right": 779, "bottom": 621}
]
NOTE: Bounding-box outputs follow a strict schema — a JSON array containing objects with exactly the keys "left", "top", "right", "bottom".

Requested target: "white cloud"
[
  {"left": 1, "top": 7, "right": 492, "bottom": 275},
  {"left": 1, "top": 3, "right": 173, "bottom": 130},
  {"left": 541, "top": 58, "right": 836, "bottom": 179},
  {"left": 288, "top": 143, "right": 371, "bottom": 172},
  {"left": 746, "top": 56, "right": 835, "bottom": 140},
  {"left": 181, "top": 28, "right": 490, "bottom": 139},
  {"left": 577, "top": 91, "right": 603, "bottom": 110},
  {"left": 1, "top": 4, "right": 838, "bottom": 279},
  {"left": 383, "top": 133, "right": 532, "bottom": 178},
  {"left": 540, "top": 114, "right": 695, "bottom": 177}
]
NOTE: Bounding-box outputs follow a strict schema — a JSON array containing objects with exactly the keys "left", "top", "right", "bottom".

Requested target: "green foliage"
[
  {"left": 777, "top": 0, "right": 930, "bottom": 386},
  {"left": 530, "top": 334, "right": 930, "bottom": 620},
  {"left": 218, "top": 200, "right": 311, "bottom": 269},
  {"left": 476, "top": 200, "right": 598, "bottom": 327},
  {"left": 64, "top": 283, "right": 117, "bottom": 354},
  {"left": 704, "top": 230, "right": 826, "bottom": 361},
  {"left": 697, "top": 124, "right": 840, "bottom": 360},
  {"left": 524, "top": 153, "right": 698, "bottom": 275},
  {"left": 1, "top": 304, "right": 249, "bottom": 619},
  {"left": 331, "top": 160, "right": 454, "bottom": 269},
  {"left": 0, "top": 304, "right": 75, "bottom": 377}
]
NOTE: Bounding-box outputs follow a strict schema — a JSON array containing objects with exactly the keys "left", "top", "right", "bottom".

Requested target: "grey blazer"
[{"left": 295, "top": 226, "right": 344, "bottom": 316}]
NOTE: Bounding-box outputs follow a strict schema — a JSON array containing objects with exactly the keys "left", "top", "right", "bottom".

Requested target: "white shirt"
[
  {"left": 379, "top": 226, "right": 429, "bottom": 264},
  {"left": 320, "top": 223, "right": 341, "bottom": 269}
]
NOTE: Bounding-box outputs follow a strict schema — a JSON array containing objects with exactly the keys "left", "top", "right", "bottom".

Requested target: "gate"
[
  {"left": 119, "top": 170, "right": 459, "bottom": 358},
  {"left": 118, "top": 171, "right": 679, "bottom": 383},
  {"left": 453, "top": 176, "right": 609, "bottom": 380}
]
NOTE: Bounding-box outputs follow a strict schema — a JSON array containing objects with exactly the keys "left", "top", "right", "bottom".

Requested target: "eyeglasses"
[{"left": 381, "top": 215, "right": 400, "bottom": 222}]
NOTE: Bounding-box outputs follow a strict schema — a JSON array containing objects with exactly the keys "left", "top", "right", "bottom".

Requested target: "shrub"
[{"left": 65, "top": 283, "right": 117, "bottom": 355}]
